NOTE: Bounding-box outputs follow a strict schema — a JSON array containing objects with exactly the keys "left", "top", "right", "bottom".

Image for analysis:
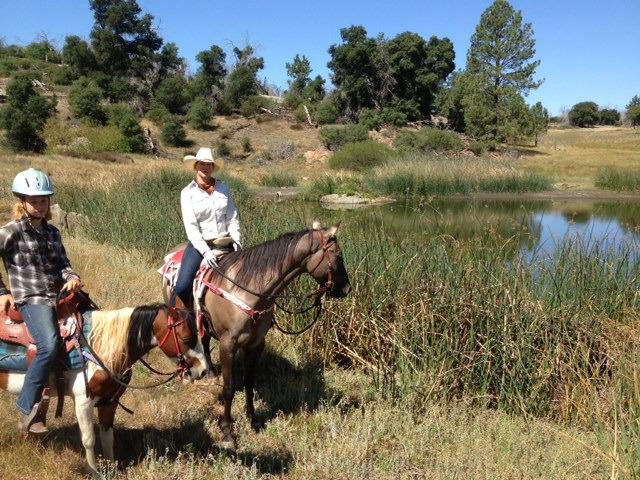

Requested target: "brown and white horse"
[
  {"left": 0, "top": 304, "right": 207, "bottom": 474},
  {"left": 163, "top": 221, "right": 350, "bottom": 449}
]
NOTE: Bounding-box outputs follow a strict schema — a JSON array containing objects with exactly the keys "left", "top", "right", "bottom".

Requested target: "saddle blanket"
[{"left": 0, "top": 311, "right": 93, "bottom": 372}]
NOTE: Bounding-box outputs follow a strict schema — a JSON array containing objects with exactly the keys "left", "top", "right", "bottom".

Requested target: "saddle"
[{"left": 0, "top": 293, "right": 87, "bottom": 366}]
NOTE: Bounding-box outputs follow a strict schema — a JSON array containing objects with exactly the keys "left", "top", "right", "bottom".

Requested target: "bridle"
[{"left": 151, "top": 307, "right": 194, "bottom": 380}]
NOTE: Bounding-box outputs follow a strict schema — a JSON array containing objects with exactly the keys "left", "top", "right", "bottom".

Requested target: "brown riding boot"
[{"left": 18, "top": 394, "right": 50, "bottom": 434}]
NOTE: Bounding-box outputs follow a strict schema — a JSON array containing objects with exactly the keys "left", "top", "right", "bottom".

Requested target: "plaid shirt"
[{"left": 0, "top": 219, "right": 80, "bottom": 307}]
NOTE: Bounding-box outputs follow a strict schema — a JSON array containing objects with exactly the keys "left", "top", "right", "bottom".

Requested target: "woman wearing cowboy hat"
[{"left": 170, "top": 147, "right": 241, "bottom": 307}]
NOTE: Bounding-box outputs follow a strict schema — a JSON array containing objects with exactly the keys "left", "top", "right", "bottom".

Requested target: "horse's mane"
[
  {"left": 217, "top": 229, "right": 317, "bottom": 288},
  {"left": 91, "top": 303, "right": 167, "bottom": 373}
]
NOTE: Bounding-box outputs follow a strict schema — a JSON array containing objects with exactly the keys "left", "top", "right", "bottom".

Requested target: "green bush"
[
  {"left": 320, "top": 124, "right": 369, "bottom": 150},
  {"left": 328, "top": 140, "right": 393, "bottom": 171},
  {"left": 69, "top": 77, "right": 107, "bottom": 125},
  {"left": 108, "top": 104, "right": 145, "bottom": 153},
  {"left": 358, "top": 109, "right": 382, "bottom": 131},
  {"left": 301, "top": 174, "right": 362, "bottom": 199},
  {"left": 283, "top": 92, "right": 303, "bottom": 110},
  {"left": 242, "top": 137, "right": 252, "bottom": 153},
  {"left": 50, "top": 65, "right": 77, "bottom": 86},
  {"left": 239, "top": 95, "right": 275, "bottom": 117},
  {"left": 146, "top": 102, "right": 172, "bottom": 126},
  {"left": 568, "top": 102, "right": 599, "bottom": 127},
  {"left": 315, "top": 100, "right": 338, "bottom": 125},
  {"left": 259, "top": 170, "right": 298, "bottom": 187},
  {"left": 468, "top": 141, "right": 486, "bottom": 156},
  {"left": 294, "top": 105, "right": 308, "bottom": 124},
  {"left": 598, "top": 108, "right": 620, "bottom": 126},
  {"left": 186, "top": 97, "right": 213, "bottom": 130},
  {"left": 161, "top": 119, "right": 187, "bottom": 147},
  {"left": 394, "top": 128, "right": 463, "bottom": 152},
  {"left": 378, "top": 107, "right": 408, "bottom": 126},
  {"left": 217, "top": 140, "right": 231, "bottom": 157},
  {"left": 0, "top": 74, "right": 56, "bottom": 152}
]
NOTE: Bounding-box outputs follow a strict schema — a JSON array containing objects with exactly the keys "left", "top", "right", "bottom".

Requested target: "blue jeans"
[
  {"left": 16, "top": 304, "right": 61, "bottom": 414},
  {"left": 169, "top": 242, "right": 203, "bottom": 307}
]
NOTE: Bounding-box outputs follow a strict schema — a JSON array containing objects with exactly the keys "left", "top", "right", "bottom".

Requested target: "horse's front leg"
[
  {"left": 218, "top": 334, "right": 237, "bottom": 449},
  {"left": 98, "top": 402, "right": 118, "bottom": 462},
  {"left": 74, "top": 394, "right": 97, "bottom": 474},
  {"left": 201, "top": 333, "right": 217, "bottom": 377},
  {"left": 244, "top": 339, "right": 265, "bottom": 431}
]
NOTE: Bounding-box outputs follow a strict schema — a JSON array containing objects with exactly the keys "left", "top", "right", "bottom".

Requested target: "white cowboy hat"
[{"left": 183, "top": 147, "right": 224, "bottom": 172}]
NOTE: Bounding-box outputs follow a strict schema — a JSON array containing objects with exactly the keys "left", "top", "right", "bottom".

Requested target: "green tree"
[
  {"left": 626, "top": 104, "right": 640, "bottom": 128},
  {"left": 286, "top": 54, "right": 311, "bottom": 94},
  {"left": 384, "top": 32, "right": 455, "bottom": 120},
  {"left": 161, "top": 118, "right": 187, "bottom": 146},
  {"left": 598, "top": 108, "right": 620, "bottom": 126},
  {"left": 62, "top": 36, "right": 96, "bottom": 76},
  {"left": 0, "top": 73, "right": 56, "bottom": 152},
  {"left": 302, "top": 75, "right": 326, "bottom": 102},
  {"left": 89, "top": 0, "right": 162, "bottom": 78},
  {"left": 69, "top": 77, "right": 107, "bottom": 124},
  {"left": 224, "top": 45, "right": 264, "bottom": 108},
  {"left": 626, "top": 95, "right": 640, "bottom": 112},
  {"left": 528, "top": 101, "right": 549, "bottom": 146},
  {"left": 328, "top": 26, "right": 381, "bottom": 117},
  {"left": 436, "top": 71, "right": 478, "bottom": 132},
  {"left": 186, "top": 97, "right": 213, "bottom": 130},
  {"left": 568, "top": 102, "right": 599, "bottom": 127},
  {"left": 466, "top": 0, "right": 542, "bottom": 141},
  {"left": 155, "top": 42, "right": 184, "bottom": 85},
  {"left": 24, "top": 36, "right": 61, "bottom": 63},
  {"left": 188, "top": 44, "right": 227, "bottom": 99},
  {"left": 154, "top": 74, "right": 188, "bottom": 114},
  {"left": 108, "top": 104, "right": 145, "bottom": 152}
]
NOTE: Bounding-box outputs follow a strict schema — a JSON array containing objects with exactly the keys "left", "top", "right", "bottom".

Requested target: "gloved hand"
[{"left": 203, "top": 250, "right": 218, "bottom": 268}]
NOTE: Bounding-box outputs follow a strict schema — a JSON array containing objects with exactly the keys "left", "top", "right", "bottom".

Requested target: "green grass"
[
  {"left": 259, "top": 170, "right": 298, "bottom": 187},
  {"left": 394, "top": 127, "right": 464, "bottom": 152},
  {"left": 595, "top": 167, "right": 640, "bottom": 192},
  {"left": 365, "top": 155, "right": 552, "bottom": 196},
  {"left": 52, "top": 173, "right": 640, "bottom": 474},
  {"left": 328, "top": 140, "right": 394, "bottom": 171}
]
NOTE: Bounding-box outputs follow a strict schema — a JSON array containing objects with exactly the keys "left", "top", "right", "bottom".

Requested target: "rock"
[
  {"left": 49, "top": 203, "right": 90, "bottom": 233},
  {"left": 303, "top": 148, "right": 331, "bottom": 163}
]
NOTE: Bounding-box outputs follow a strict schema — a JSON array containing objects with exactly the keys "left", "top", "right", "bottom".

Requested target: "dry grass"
[{"left": 516, "top": 127, "right": 640, "bottom": 188}]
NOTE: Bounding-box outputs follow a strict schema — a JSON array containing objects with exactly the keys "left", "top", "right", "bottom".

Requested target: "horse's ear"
[
  {"left": 327, "top": 222, "right": 341, "bottom": 237},
  {"left": 312, "top": 218, "right": 322, "bottom": 230}
]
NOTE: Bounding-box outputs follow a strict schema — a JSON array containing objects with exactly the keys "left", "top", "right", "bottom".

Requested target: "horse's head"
[
  {"left": 154, "top": 307, "right": 208, "bottom": 382},
  {"left": 306, "top": 220, "right": 351, "bottom": 299}
]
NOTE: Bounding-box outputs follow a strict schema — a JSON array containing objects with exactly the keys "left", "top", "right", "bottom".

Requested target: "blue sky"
[{"left": 1, "top": 0, "right": 638, "bottom": 115}]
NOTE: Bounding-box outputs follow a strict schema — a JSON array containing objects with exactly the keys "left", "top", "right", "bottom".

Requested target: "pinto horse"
[
  {"left": 163, "top": 221, "right": 350, "bottom": 449},
  {"left": 0, "top": 304, "right": 207, "bottom": 474}
]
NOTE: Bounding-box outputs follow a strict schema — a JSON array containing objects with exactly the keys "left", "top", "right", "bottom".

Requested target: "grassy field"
[
  {"left": 517, "top": 126, "right": 640, "bottom": 189},
  {"left": 0, "top": 144, "right": 639, "bottom": 477}
]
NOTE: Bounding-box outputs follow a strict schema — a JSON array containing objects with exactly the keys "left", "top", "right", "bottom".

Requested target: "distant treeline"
[{"left": 0, "top": 0, "right": 638, "bottom": 154}]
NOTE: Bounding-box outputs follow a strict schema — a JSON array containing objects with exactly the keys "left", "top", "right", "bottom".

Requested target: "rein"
[{"left": 206, "top": 232, "right": 336, "bottom": 335}]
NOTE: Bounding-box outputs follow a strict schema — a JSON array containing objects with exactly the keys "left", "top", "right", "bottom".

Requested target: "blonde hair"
[{"left": 12, "top": 201, "right": 52, "bottom": 221}]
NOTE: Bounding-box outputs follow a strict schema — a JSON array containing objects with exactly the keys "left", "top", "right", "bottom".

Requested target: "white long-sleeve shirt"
[{"left": 180, "top": 180, "right": 241, "bottom": 255}]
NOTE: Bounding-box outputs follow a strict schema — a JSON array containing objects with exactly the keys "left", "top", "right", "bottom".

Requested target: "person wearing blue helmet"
[{"left": 0, "top": 168, "right": 82, "bottom": 434}]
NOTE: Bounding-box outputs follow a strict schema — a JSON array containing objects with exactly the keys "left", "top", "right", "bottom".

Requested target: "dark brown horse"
[{"left": 163, "top": 221, "right": 350, "bottom": 448}]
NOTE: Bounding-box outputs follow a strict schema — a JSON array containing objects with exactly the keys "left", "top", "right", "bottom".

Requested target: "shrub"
[
  {"left": 161, "top": 119, "right": 187, "bottom": 146},
  {"left": 146, "top": 102, "right": 172, "bottom": 126},
  {"left": 217, "top": 141, "right": 231, "bottom": 157},
  {"left": 320, "top": 124, "right": 369, "bottom": 150},
  {"left": 69, "top": 77, "right": 107, "bottom": 125},
  {"left": 154, "top": 75, "right": 188, "bottom": 114},
  {"left": 315, "top": 100, "right": 338, "bottom": 125},
  {"left": 378, "top": 107, "right": 408, "bottom": 126},
  {"left": 186, "top": 97, "right": 213, "bottom": 130},
  {"left": 394, "top": 128, "right": 463, "bottom": 152},
  {"left": 239, "top": 95, "right": 275, "bottom": 117},
  {"left": 242, "top": 137, "right": 252, "bottom": 153},
  {"left": 0, "top": 73, "right": 56, "bottom": 152},
  {"left": 568, "top": 102, "right": 599, "bottom": 127},
  {"left": 468, "top": 141, "right": 486, "bottom": 156},
  {"left": 259, "top": 170, "right": 298, "bottom": 187},
  {"left": 598, "top": 108, "right": 620, "bottom": 126},
  {"left": 283, "top": 92, "right": 303, "bottom": 110},
  {"left": 301, "top": 174, "right": 362, "bottom": 199},
  {"left": 627, "top": 104, "right": 640, "bottom": 127},
  {"left": 109, "top": 104, "right": 145, "bottom": 153},
  {"left": 50, "top": 65, "right": 77, "bottom": 86},
  {"left": 328, "top": 140, "right": 393, "bottom": 171},
  {"left": 294, "top": 105, "right": 308, "bottom": 124},
  {"left": 358, "top": 109, "right": 382, "bottom": 131}
]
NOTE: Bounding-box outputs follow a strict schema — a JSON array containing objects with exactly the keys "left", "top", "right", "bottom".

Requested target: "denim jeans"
[
  {"left": 16, "top": 304, "right": 61, "bottom": 414},
  {"left": 169, "top": 242, "right": 203, "bottom": 307}
]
